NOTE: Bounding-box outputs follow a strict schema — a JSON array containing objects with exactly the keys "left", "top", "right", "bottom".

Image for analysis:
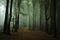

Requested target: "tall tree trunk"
[
  {"left": 3, "top": 0, "right": 9, "bottom": 33},
  {"left": 27, "top": 0, "right": 30, "bottom": 30},
  {"left": 53, "top": 0, "right": 57, "bottom": 38},
  {"left": 7, "top": 0, "right": 13, "bottom": 34},
  {"left": 12, "top": 17, "right": 14, "bottom": 32},
  {"left": 14, "top": 0, "right": 21, "bottom": 32},
  {"left": 40, "top": 0, "right": 43, "bottom": 30},
  {"left": 32, "top": 0, "right": 36, "bottom": 30},
  {"left": 45, "top": 0, "right": 49, "bottom": 32},
  {"left": 13, "top": 0, "right": 18, "bottom": 32},
  {"left": 44, "top": 0, "right": 51, "bottom": 33},
  {"left": 50, "top": 0, "right": 53, "bottom": 34},
  {"left": 17, "top": 0, "right": 21, "bottom": 31},
  {"left": 50, "top": 0, "right": 57, "bottom": 38}
]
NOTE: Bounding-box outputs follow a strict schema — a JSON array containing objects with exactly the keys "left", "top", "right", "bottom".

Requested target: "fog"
[{"left": 0, "top": 1, "right": 6, "bottom": 30}]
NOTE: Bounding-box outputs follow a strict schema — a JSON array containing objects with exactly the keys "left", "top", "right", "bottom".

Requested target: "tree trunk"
[
  {"left": 45, "top": 0, "right": 49, "bottom": 32},
  {"left": 40, "top": 0, "right": 43, "bottom": 30},
  {"left": 27, "top": 0, "right": 31, "bottom": 30},
  {"left": 7, "top": 0, "right": 13, "bottom": 34},
  {"left": 14, "top": 0, "right": 21, "bottom": 32},
  {"left": 53, "top": 0, "right": 57, "bottom": 38},
  {"left": 17, "top": 0, "right": 21, "bottom": 32},
  {"left": 12, "top": 0, "right": 17, "bottom": 32},
  {"left": 3, "top": 0, "right": 9, "bottom": 33},
  {"left": 32, "top": 0, "right": 36, "bottom": 30},
  {"left": 50, "top": 0, "right": 57, "bottom": 38}
]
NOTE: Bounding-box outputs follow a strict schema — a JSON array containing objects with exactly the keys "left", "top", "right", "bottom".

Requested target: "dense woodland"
[{"left": 0, "top": 0, "right": 60, "bottom": 40}]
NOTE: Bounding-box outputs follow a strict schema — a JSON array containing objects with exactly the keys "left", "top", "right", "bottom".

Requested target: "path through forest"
[{"left": 0, "top": 30, "right": 58, "bottom": 40}]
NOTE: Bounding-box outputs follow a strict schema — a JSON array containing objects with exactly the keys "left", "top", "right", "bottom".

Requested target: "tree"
[
  {"left": 7, "top": 0, "right": 13, "bottom": 34},
  {"left": 13, "top": 0, "right": 21, "bottom": 32},
  {"left": 53, "top": 0, "right": 57, "bottom": 38},
  {"left": 50, "top": 0, "right": 57, "bottom": 38},
  {"left": 3, "top": 0, "right": 9, "bottom": 34},
  {"left": 40, "top": 0, "right": 43, "bottom": 30},
  {"left": 17, "top": 0, "right": 21, "bottom": 31},
  {"left": 12, "top": 0, "right": 18, "bottom": 32},
  {"left": 27, "top": 0, "right": 31, "bottom": 30},
  {"left": 45, "top": 0, "right": 50, "bottom": 32},
  {"left": 32, "top": 0, "right": 36, "bottom": 30},
  {"left": 40, "top": 0, "right": 46, "bottom": 31}
]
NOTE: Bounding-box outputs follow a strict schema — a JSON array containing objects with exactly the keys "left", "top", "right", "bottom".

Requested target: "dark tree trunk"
[
  {"left": 50, "top": 0, "right": 57, "bottom": 38},
  {"left": 53, "top": 0, "right": 57, "bottom": 38},
  {"left": 7, "top": 0, "right": 13, "bottom": 34},
  {"left": 32, "top": 0, "right": 36, "bottom": 30},
  {"left": 44, "top": 0, "right": 51, "bottom": 33},
  {"left": 40, "top": 0, "right": 43, "bottom": 30},
  {"left": 3, "top": 0, "right": 9, "bottom": 33},
  {"left": 17, "top": 0, "right": 21, "bottom": 31},
  {"left": 45, "top": 0, "right": 49, "bottom": 32},
  {"left": 14, "top": 0, "right": 21, "bottom": 32},
  {"left": 12, "top": 0, "right": 17, "bottom": 32}
]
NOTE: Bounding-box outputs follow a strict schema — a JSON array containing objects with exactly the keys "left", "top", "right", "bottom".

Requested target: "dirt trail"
[{"left": 0, "top": 31, "right": 58, "bottom": 40}]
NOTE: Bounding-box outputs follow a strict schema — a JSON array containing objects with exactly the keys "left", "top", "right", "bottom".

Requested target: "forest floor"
[{"left": 0, "top": 30, "right": 59, "bottom": 40}]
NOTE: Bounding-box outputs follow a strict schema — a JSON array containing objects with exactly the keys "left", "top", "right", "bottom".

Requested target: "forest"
[{"left": 0, "top": 0, "right": 60, "bottom": 40}]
